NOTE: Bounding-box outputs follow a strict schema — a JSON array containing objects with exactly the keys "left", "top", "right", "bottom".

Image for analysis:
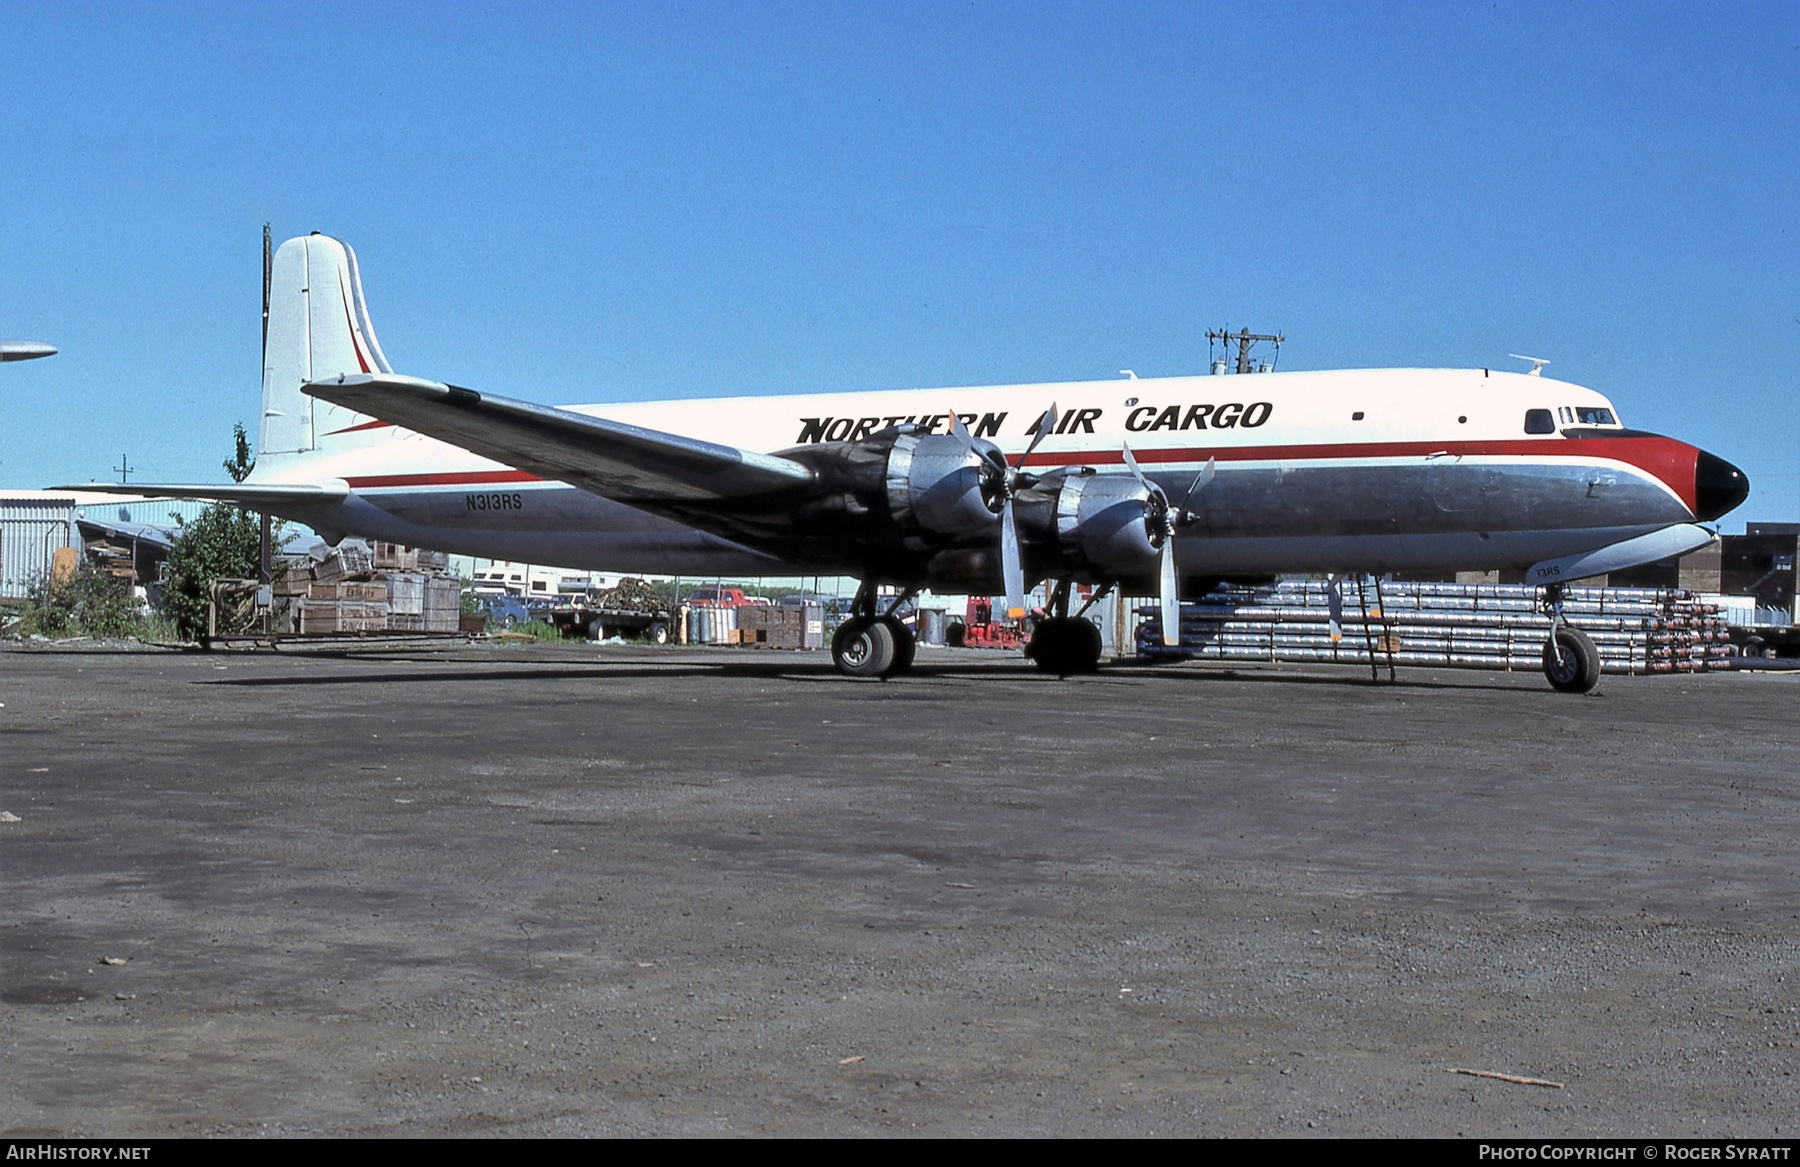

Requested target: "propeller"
[
  {"left": 950, "top": 404, "right": 1057, "bottom": 621},
  {"left": 1122, "top": 445, "right": 1215, "bottom": 646}
]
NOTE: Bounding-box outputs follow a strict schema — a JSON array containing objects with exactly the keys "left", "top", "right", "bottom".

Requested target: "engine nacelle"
[
  {"left": 777, "top": 425, "right": 1005, "bottom": 565},
  {"left": 1015, "top": 467, "right": 1166, "bottom": 578},
  {"left": 885, "top": 431, "right": 1004, "bottom": 537}
]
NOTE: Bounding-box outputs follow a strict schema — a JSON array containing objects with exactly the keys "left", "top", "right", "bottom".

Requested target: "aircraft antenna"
[
  {"left": 1205, "top": 327, "right": 1285, "bottom": 374},
  {"left": 1508, "top": 353, "right": 1551, "bottom": 377}
]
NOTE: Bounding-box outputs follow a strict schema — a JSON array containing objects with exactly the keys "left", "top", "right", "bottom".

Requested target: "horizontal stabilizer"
[
  {"left": 52, "top": 482, "right": 349, "bottom": 507},
  {"left": 302, "top": 374, "right": 816, "bottom": 502}
]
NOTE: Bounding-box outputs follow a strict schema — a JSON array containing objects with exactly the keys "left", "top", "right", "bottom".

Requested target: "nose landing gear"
[{"left": 1541, "top": 583, "right": 1601, "bottom": 693}]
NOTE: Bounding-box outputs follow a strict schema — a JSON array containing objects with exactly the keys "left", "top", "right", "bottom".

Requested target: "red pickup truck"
[{"left": 685, "top": 586, "right": 755, "bottom": 608}]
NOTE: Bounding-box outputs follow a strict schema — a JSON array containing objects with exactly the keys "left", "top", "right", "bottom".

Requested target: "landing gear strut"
[
  {"left": 1025, "top": 579, "right": 1103, "bottom": 675},
  {"left": 832, "top": 578, "right": 916, "bottom": 679},
  {"left": 1540, "top": 583, "right": 1601, "bottom": 693}
]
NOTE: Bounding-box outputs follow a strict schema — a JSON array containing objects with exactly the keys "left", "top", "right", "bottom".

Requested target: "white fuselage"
[{"left": 249, "top": 366, "right": 1707, "bottom": 582}]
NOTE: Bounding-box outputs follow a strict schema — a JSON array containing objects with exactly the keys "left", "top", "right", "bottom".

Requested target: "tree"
[
  {"left": 161, "top": 503, "right": 263, "bottom": 639},
  {"left": 163, "top": 424, "right": 270, "bottom": 639},
  {"left": 223, "top": 421, "right": 255, "bottom": 482}
]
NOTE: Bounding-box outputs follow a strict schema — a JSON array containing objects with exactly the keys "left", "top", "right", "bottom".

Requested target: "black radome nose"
[{"left": 1694, "top": 450, "right": 1749, "bottom": 521}]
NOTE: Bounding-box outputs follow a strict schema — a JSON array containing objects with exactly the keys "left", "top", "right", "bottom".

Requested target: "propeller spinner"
[
  {"left": 949, "top": 404, "right": 1059, "bottom": 621},
  {"left": 1121, "top": 445, "right": 1214, "bottom": 647}
]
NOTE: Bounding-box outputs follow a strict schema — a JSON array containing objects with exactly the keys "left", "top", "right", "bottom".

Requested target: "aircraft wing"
[
  {"left": 52, "top": 483, "right": 349, "bottom": 506},
  {"left": 303, "top": 374, "right": 816, "bottom": 502}
]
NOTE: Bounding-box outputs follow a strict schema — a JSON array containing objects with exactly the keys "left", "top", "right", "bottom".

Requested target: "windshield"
[{"left": 1575, "top": 406, "right": 1617, "bottom": 426}]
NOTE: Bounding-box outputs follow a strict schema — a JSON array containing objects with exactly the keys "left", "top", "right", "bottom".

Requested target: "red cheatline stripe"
[
  {"left": 323, "top": 418, "right": 395, "bottom": 436},
  {"left": 1060, "top": 436, "right": 1675, "bottom": 466},
  {"left": 342, "top": 289, "right": 371, "bottom": 374}
]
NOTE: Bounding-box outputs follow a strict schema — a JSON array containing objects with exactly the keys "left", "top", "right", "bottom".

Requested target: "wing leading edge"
[
  {"left": 52, "top": 483, "right": 349, "bottom": 506},
  {"left": 302, "top": 374, "right": 816, "bottom": 502}
]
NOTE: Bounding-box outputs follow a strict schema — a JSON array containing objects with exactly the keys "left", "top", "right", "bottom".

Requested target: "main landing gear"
[
  {"left": 1024, "top": 579, "right": 1104, "bottom": 675},
  {"left": 832, "top": 580, "right": 916, "bottom": 679},
  {"left": 1541, "top": 583, "right": 1601, "bottom": 694}
]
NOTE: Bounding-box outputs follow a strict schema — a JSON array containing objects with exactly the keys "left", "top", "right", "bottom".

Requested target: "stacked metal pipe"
[{"left": 1137, "top": 580, "right": 1729, "bottom": 675}]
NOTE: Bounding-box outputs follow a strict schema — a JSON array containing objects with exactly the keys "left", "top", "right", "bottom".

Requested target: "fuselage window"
[
  {"left": 1576, "top": 406, "right": 1617, "bottom": 426},
  {"left": 1524, "top": 409, "right": 1555, "bottom": 434}
]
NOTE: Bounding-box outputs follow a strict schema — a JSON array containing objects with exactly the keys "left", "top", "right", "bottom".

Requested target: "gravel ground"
[{"left": 2, "top": 640, "right": 1796, "bottom": 1137}]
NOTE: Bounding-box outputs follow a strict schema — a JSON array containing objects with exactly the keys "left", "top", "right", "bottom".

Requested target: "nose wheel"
[{"left": 1542, "top": 626, "right": 1601, "bottom": 693}]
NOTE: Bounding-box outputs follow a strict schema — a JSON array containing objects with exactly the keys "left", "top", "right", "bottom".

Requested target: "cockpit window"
[
  {"left": 1575, "top": 406, "right": 1617, "bottom": 426},
  {"left": 1524, "top": 409, "right": 1555, "bottom": 434}
]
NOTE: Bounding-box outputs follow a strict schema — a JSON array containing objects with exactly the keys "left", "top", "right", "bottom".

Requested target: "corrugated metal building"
[
  {"left": 2, "top": 490, "right": 214, "bottom": 598},
  {"left": 1, "top": 492, "right": 79, "bottom": 598}
]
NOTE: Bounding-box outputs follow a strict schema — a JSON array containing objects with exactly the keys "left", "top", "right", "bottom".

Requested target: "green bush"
[
  {"left": 17, "top": 562, "right": 142, "bottom": 638},
  {"left": 517, "top": 619, "right": 564, "bottom": 642}
]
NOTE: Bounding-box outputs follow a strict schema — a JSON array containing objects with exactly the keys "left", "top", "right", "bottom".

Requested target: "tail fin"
[{"left": 257, "top": 233, "right": 396, "bottom": 465}]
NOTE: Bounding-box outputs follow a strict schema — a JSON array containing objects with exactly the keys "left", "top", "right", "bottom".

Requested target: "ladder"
[{"left": 1355, "top": 575, "right": 1398, "bottom": 683}]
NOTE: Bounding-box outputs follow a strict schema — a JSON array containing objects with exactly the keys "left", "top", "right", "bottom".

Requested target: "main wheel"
[
  {"left": 1542, "top": 626, "right": 1601, "bottom": 693},
  {"left": 1071, "top": 617, "right": 1102, "bottom": 673},
  {"left": 1028, "top": 617, "right": 1101, "bottom": 675},
  {"left": 1025, "top": 620, "right": 1060, "bottom": 671},
  {"left": 878, "top": 615, "right": 915, "bottom": 675},
  {"left": 833, "top": 617, "right": 896, "bottom": 678}
]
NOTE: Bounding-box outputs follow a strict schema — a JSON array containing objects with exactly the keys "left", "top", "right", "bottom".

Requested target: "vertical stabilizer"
[{"left": 258, "top": 234, "right": 395, "bottom": 464}]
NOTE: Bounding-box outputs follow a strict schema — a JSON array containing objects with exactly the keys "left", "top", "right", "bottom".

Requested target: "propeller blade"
[
  {"left": 948, "top": 408, "right": 973, "bottom": 446},
  {"left": 1181, "top": 457, "right": 1215, "bottom": 507},
  {"left": 1001, "top": 498, "right": 1027, "bottom": 620},
  {"left": 1120, "top": 440, "right": 1146, "bottom": 487},
  {"left": 1171, "top": 457, "right": 1215, "bottom": 526},
  {"left": 1159, "top": 538, "right": 1180, "bottom": 647},
  {"left": 1016, "top": 403, "right": 1058, "bottom": 471}
]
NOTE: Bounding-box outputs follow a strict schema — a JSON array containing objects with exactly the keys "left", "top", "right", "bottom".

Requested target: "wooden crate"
[{"left": 309, "top": 582, "right": 388, "bottom": 602}]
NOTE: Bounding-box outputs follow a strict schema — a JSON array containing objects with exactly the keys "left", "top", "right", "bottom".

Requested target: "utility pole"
[
  {"left": 114, "top": 453, "right": 134, "bottom": 484},
  {"left": 259, "top": 224, "right": 273, "bottom": 587},
  {"left": 1206, "top": 327, "right": 1285, "bottom": 374}
]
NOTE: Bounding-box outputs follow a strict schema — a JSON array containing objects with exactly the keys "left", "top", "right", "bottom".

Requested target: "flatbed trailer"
[
  {"left": 1732, "top": 622, "right": 1800, "bottom": 659},
  {"left": 548, "top": 604, "right": 673, "bottom": 644}
]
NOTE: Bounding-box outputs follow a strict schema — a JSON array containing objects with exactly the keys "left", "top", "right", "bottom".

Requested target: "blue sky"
[{"left": 3, "top": 1, "right": 1796, "bottom": 525}]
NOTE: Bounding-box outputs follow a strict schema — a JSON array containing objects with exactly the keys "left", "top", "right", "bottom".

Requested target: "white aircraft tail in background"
[{"left": 258, "top": 232, "right": 394, "bottom": 464}]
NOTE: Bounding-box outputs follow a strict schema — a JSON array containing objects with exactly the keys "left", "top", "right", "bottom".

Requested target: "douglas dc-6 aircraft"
[{"left": 66, "top": 233, "right": 1748, "bottom": 689}]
